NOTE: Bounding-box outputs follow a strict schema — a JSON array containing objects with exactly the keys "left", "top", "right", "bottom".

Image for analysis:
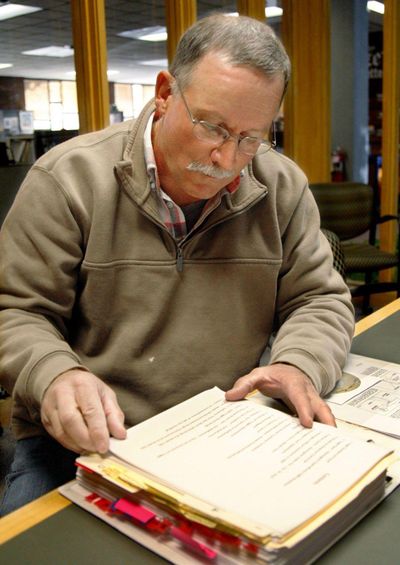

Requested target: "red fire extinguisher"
[{"left": 331, "top": 146, "right": 347, "bottom": 182}]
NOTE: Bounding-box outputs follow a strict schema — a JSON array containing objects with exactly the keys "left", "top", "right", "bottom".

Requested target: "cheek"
[{"left": 163, "top": 115, "right": 193, "bottom": 154}]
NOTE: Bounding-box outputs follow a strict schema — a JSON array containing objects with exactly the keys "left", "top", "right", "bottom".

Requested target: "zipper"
[
  {"left": 176, "top": 247, "right": 184, "bottom": 272},
  {"left": 127, "top": 192, "right": 267, "bottom": 273},
  {"left": 174, "top": 191, "right": 267, "bottom": 272}
]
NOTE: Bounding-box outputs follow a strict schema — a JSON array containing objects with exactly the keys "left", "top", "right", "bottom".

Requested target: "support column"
[
  {"left": 281, "top": 0, "right": 331, "bottom": 183},
  {"left": 380, "top": 0, "right": 400, "bottom": 251},
  {"left": 71, "top": 0, "right": 109, "bottom": 134},
  {"left": 165, "top": 0, "right": 196, "bottom": 64},
  {"left": 237, "top": 0, "right": 265, "bottom": 21}
]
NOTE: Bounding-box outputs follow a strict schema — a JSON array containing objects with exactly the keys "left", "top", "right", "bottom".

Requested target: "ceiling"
[
  {"left": 0, "top": 0, "right": 238, "bottom": 84},
  {"left": 0, "top": 0, "right": 383, "bottom": 86}
]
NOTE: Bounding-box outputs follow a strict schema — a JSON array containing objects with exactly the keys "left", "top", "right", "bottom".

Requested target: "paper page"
[
  {"left": 110, "top": 387, "right": 390, "bottom": 538},
  {"left": 326, "top": 353, "right": 400, "bottom": 437}
]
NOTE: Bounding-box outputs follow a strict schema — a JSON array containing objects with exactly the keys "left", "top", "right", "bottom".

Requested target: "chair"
[
  {"left": 321, "top": 228, "right": 346, "bottom": 279},
  {"left": 310, "top": 182, "right": 400, "bottom": 312},
  {"left": 0, "top": 164, "right": 31, "bottom": 226}
]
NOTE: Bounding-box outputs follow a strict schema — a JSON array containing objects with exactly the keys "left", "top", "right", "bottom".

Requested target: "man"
[{"left": 0, "top": 15, "right": 354, "bottom": 515}]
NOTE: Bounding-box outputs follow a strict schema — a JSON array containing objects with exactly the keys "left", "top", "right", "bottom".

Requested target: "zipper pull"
[{"left": 176, "top": 248, "right": 184, "bottom": 272}]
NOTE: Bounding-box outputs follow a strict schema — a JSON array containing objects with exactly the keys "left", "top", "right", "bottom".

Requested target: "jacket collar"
[{"left": 115, "top": 98, "right": 269, "bottom": 217}]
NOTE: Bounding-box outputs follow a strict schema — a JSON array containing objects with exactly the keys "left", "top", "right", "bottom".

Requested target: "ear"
[{"left": 155, "top": 71, "right": 174, "bottom": 118}]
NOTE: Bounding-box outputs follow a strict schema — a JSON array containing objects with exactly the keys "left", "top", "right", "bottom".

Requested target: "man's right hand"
[{"left": 41, "top": 369, "right": 127, "bottom": 454}]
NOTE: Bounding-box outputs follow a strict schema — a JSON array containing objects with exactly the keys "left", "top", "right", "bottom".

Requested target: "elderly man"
[{"left": 0, "top": 14, "right": 354, "bottom": 515}]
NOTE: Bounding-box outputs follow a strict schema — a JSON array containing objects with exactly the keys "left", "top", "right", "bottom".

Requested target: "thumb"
[{"left": 225, "top": 378, "right": 254, "bottom": 401}]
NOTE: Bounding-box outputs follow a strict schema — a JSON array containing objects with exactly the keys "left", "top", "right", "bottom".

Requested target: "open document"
[
  {"left": 326, "top": 353, "right": 400, "bottom": 438},
  {"left": 61, "top": 387, "right": 395, "bottom": 565}
]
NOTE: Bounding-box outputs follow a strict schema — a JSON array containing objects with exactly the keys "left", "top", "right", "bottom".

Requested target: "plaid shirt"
[{"left": 144, "top": 114, "right": 240, "bottom": 241}]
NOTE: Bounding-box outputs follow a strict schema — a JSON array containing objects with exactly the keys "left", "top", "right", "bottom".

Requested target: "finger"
[
  {"left": 271, "top": 378, "right": 315, "bottom": 428},
  {"left": 287, "top": 384, "right": 336, "bottom": 428},
  {"left": 292, "top": 401, "right": 314, "bottom": 428},
  {"left": 225, "top": 374, "right": 260, "bottom": 401},
  {"left": 41, "top": 407, "right": 84, "bottom": 453},
  {"left": 75, "top": 384, "right": 110, "bottom": 453},
  {"left": 55, "top": 399, "right": 100, "bottom": 452},
  {"left": 313, "top": 400, "right": 336, "bottom": 427},
  {"left": 102, "top": 391, "right": 127, "bottom": 440}
]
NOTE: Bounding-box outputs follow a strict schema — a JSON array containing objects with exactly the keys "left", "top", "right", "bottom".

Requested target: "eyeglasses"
[{"left": 175, "top": 81, "right": 276, "bottom": 157}]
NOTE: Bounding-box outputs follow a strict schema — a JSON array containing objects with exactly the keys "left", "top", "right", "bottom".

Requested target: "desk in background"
[{"left": 1, "top": 299, "right": 400, "bottom": 564}]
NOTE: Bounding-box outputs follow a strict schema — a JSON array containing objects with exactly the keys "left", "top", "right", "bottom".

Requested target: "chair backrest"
[
  {"left": 309, "top": 182, "right": 374, "bottom": 241},
  {"left": 321, "top": 228, "right": 346, "bottom": 278}
]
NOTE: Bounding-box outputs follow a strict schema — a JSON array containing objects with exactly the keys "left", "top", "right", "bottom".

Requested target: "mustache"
[{"left": 186, "top": 161, "right": 234, "bottom": 179}]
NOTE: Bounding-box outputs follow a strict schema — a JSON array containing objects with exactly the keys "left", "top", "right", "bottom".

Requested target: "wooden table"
[{"left": 1, "top": 298, "right": 400, "bottom": 562}]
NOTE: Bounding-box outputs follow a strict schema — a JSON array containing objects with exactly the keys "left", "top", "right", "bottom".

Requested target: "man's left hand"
[{"left": 225, "top": 363, "right": 335, "bottom": 427}]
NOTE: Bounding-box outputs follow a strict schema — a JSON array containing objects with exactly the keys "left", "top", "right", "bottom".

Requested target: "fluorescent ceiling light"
[
  {"left": 265, "top": 6, "right": 283, "bottom": 17},
  {"left": 65, "top": 69, "right": 120, "bottom": 77},
  {"left": 228, "top": 8, "right": 283, "bottom": 19},
  {"left": 140, "top": 59, "right": 168, "bottom": 67},
  {"left": 0, "top": 63, "right": 13, "bottom": 69},
  {"left": 0, "top": 3, "right": 42, "bottom": 21},
  {"left": 22, "top": 45, "right": 74, "bottom": 57},
  {"left": 118, "top": 26, "right": 167, "bottom": 42},
  {"left": 367, "top": 1, "right": 384, "bottom": 14}
]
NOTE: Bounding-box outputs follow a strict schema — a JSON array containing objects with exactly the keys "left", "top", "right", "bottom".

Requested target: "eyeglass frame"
[{"left": 174, "top": 80, "right": 276, "bottom": 157}]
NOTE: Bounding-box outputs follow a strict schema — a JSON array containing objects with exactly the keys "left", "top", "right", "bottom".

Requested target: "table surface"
[{"left": 1, "top": 298, "right": 400, "bottom": 562}]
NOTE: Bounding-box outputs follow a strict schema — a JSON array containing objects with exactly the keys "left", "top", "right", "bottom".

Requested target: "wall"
[{"left": 331, "top": 0, "right": 369, "bottom": 182}]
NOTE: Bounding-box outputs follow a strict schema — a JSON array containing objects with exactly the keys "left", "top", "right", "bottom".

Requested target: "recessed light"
[
  {"left": 118, "top": 26, "right": 167, "bottom": 42},
  {"left": 22, "top": 45, "right": 74, "bottom": 57},
  {"left": 0, "top": 63, "right": 13, "bottom": 69},
  {"left": 0, "top": 3, "right": 42, "bottom": 21},
  {"left": 107, "top": 70, "right": 120, "bottom": 76},
  {"left": 367, "top": 1, "right": 385, "bottom": 14}
]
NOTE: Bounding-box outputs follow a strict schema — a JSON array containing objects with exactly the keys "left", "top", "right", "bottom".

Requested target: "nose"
[{"left": 210, "top": 138, "right": 239, "bottom": 171}]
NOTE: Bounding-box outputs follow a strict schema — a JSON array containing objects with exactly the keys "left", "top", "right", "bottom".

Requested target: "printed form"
[
  {"left": 326, "top": 353, "right": 400, "bottom": 438},
  {"left": 110, "top": 387, "right": 389, "bottom": 538}
]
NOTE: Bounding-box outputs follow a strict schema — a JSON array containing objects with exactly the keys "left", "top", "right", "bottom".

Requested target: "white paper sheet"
[
  {"left": 110, "top": 387, "right": 391, "bottom": 538},
  {"left": 326, "top": 353, "right": 400, "bottom": 437}
]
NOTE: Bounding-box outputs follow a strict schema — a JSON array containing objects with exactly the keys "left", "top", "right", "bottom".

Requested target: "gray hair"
[{"left": 170, "top": 14, "right": 291, "bottom": 91}]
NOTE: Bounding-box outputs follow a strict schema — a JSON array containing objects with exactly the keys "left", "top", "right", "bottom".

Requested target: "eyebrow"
[{"left": 193, "top": 107, "right": 269, "bottom": 137}]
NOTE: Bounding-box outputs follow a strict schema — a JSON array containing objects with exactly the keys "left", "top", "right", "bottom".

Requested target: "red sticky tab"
[
  {"left": 146, "top": 517, "right": 171, "bottom": 533},
  {"left": 75, "top": 461, "right": 94, "bottom": 473},
  {"left": 85, "top": 492, "right": 100, "bottom": 503},
  {"left": 95, "top": 497, "right": 112, "bottom": 512},
  {"left": 216, "top": 531, "right": 241, "bottom": 547},
  {"left": 243, "top": 542, "right": 259, "bottom": 555},
  {"left": 170, "top": 526, "right": 217, "bottom": 561},
  {"left": 113, "top": 498, "right": 156, "bottom": 524}
]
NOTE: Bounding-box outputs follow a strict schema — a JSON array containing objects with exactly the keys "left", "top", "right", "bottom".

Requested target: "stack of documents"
[{"left": 60, "top": 387, "right": 395, "bottom": 564}]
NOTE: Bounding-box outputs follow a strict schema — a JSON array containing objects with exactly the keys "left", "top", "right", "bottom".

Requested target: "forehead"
[{"left": 182, "top": 54, "right": 284, "bottom": 128}]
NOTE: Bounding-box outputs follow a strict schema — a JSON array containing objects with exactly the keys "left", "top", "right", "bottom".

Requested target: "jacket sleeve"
[
  {"left": 269, "top": 179, "right": 355, "bottom": 396},
  {"left": 0, "top": 165, "right": 88, "bottom": 420}
]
